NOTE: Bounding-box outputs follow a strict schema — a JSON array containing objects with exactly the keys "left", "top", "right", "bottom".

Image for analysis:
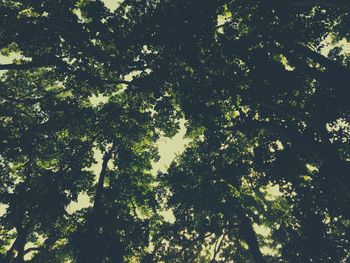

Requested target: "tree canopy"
[{"left": 0, "top": 0, "right": 349, "bottom": 262}]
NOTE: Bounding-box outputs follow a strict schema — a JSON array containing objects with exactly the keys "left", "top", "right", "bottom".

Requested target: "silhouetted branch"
[{"left": 24, "top": 247, "right": 41, "bottom": 255}]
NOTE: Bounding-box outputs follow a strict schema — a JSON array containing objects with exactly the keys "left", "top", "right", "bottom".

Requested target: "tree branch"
[
  {"left": 238, "top": 119, "right": 350, "bottom": 201},
  {"left": 0, "top": 61, "right": 53, "bottom": 71},
  {"left": 211, "top": 231, "right": 227, "bottom": 263},
  {"left": 24, "top": 247, "right": 41, "bottom": 255}
]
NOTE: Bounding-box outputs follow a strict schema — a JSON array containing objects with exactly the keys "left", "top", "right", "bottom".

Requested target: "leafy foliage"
[{"left": 0, "top": 0, "right": 349, "bottom": 262}]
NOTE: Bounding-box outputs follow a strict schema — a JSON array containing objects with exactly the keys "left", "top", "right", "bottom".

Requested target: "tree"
[{"left": 1, "top": 0, "right": 349, "bottom": 262}]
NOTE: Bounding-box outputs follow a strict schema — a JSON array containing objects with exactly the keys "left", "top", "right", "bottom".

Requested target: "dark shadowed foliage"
[{"left": 0, "top": 0, "right": 349, "bottom": 262}]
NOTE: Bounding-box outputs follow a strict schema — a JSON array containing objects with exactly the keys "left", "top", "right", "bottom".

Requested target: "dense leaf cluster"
[{"left": 0, "top": 0, "right": 349, "bottom": 262}]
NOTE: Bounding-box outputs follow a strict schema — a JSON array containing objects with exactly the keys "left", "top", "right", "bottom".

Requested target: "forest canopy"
[{"left": 0, "top": 0, "right": 349, "bottom": 262}]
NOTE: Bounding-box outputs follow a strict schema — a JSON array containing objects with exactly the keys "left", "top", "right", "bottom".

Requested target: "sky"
[{"left": 101, "top": 0, "right": 123, "bottom": 11}]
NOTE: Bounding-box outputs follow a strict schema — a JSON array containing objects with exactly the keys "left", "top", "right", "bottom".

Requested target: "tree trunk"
[
  {"left": 15, "top": 233, "right": 26, "bottom": 263},
  {"left": 5, "top": 226, "right": 28, "bottom": 263},
  {"left": 76, "top": 150, "right": 112, "bottom": 263},
  {"left": 5, "top": 177, "right": 31, "bottom": 263},
  {"left": 235, "top": 205, "right": 266, "bottom": 263}
]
